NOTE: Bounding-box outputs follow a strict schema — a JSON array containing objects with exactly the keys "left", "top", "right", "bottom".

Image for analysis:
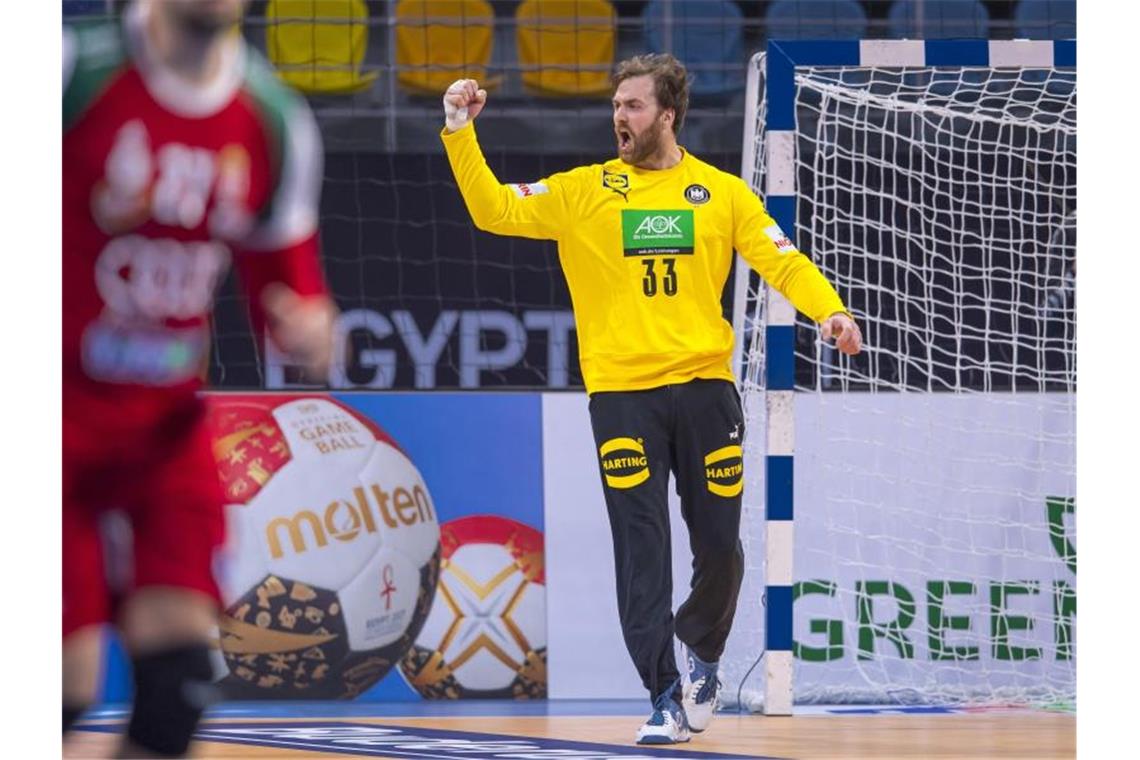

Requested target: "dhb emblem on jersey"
[
  {"left": 602, "top": 170, "right": 630, "bottom": 199},
  {"left": 684, "top": 183, "right": 710, "bottom": 205},
  {"left": 510, "top": 182, "right": 549, "bottom": 198}
]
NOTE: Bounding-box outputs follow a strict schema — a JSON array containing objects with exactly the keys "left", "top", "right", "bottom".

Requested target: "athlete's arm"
[
  {"left": 731, "top": 176, "right": 859, "bottom": 333},
  {"left": 440, "top": 79, "right": 576, "bottom": 240},
  {"left": 234, "top": 99, "right": 337, "bottom": 382},
  {"left": 731, "top": 178, "right": 861, "bottom": 355}
]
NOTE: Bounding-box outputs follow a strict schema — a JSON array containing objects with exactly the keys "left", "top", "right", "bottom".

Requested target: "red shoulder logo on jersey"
[
  {"left": 764, "top": 224, "right": 796, "bottom": 254},
  {"left": 510, "top": 182, "right": 549, "bottom": 199}
]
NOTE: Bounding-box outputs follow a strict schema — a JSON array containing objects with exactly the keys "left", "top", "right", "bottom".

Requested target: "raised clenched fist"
[{"left": 443, "top": 79, "right": 487, "bottom": 133}]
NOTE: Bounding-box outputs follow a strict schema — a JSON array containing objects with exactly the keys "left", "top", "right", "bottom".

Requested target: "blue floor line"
[
  {"left": 83, "top": 698, "right": 657, "bottom": 720},
  {"left": 76, "top": 720, "right": 780, "bottom": 760}
]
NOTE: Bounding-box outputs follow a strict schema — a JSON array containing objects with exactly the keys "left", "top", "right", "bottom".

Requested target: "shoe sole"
[
  {"left": 683, "top": 702, "right": 716, "bottom": 733},
  {"left": 637, "top": 734, "right": 691, "bottom": 745}
]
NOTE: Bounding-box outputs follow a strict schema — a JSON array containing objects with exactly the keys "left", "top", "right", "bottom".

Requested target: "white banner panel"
[{"left": 791, "top": 392, "right": 1075, "bottom": 703}]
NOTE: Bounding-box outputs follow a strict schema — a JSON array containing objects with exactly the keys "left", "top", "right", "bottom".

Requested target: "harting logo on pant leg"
[
  {"left": 599, "top": 437, "right": 650, "bottom": 489},
  {"left": 704, "top": 445, "right": 743, "bottom": 497}
]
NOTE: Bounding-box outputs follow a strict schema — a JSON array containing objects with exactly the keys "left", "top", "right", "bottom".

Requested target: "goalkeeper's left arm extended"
[
  {"left": 440, "top": 79, "right": 583, "bottom": 241},
  {"left": 729, "top": 176, "right": 863, "bottom": 356}
]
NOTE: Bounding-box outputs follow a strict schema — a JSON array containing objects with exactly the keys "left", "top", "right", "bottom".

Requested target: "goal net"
[{"left": 724, "top": 47, "right": 1076, "bottom": 710}]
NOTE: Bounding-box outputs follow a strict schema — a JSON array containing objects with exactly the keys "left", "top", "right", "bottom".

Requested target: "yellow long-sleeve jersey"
[{"left": 441, "top": 123, "right": 849, "bottom": 394}]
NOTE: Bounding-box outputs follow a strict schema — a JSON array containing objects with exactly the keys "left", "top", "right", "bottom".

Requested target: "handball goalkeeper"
[{"left": 440, "top": 54, "right": 861, "bottom": 745}]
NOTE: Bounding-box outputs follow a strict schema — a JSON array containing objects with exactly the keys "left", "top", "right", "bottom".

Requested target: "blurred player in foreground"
[
  {"left": 440, "top": 55, "right": 861, "bottom": 744},
  {"left": 63, "top": 1, "right": 336, "bottom": 755}
]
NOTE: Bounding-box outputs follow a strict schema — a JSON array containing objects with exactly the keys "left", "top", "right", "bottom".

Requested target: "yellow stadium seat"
[
  {"left": 266, "top": 0, "right": 378, "bottom": 95},
  {"left": 516, "top": 0, "right": 616, "bottom": 98},
  {"left": 395, "top": 0, "right": 501, "bottom": 96}
]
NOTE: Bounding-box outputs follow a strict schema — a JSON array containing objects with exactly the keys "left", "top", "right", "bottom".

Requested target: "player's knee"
[
  {"left": 696, "top": 538, "right": 744, "bottom": 579},
  {"left": 63, "top": 624, "right": 104, "bottom": 721},
  {"left": 126, "top": 644, "right": 219, "bottom": 757},
  {"left": 120, "top": 587, "right": 216, "bottom": 651},
  {"left": 720, "top": 542, "right": 745, "bottom": 582},
  {"left": 730, "top": 545, "right": 745, "bottom": 585}
]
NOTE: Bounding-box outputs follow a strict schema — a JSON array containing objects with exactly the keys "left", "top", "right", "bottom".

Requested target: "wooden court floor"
[{"left": 63, "top": 703, "right": 1075, "bottom": 759}]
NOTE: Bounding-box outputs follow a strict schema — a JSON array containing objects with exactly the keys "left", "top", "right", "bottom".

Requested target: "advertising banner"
[
  {"left": 788, "top": 393, "right": 1076, "bottom": 702},
  {"left": 99, "top": 392, "right": 548, "bottom": 703},
  {"left": 95, "top": 391, "right": 1075, "bottom": 705}
]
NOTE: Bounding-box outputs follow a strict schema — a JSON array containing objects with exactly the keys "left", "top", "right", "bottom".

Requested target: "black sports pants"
[{"left": 588, "top": 378, "right": 746, "bottom": 701}]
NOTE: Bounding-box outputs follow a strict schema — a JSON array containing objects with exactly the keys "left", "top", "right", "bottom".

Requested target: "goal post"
[{"left": 727, "top": 40, "right": 1076, "bottom": 714}]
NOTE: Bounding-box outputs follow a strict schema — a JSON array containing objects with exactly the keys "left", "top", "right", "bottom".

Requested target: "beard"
[{"left": 616, "top": 118, "right": 667, "bottom": 166}]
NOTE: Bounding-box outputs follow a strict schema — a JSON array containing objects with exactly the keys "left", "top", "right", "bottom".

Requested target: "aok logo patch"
[
  {"left": 599, "top": 437, "right": 650, "bottom": 489},
  {"left": 621, "top": 209, "right": 694, "bottom": 256},
  {"left": 704, "top": 444, "right": 743, "bottom": 497}
]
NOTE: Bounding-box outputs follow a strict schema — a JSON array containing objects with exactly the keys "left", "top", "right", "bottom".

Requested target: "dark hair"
[{"left": 611, "top": 53, "right": 690, "bottom": 135}]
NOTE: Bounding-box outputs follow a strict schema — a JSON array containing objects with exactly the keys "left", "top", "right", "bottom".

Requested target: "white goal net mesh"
[{"left": 723, "top": 57, "right": 1076, "bottom": 708}]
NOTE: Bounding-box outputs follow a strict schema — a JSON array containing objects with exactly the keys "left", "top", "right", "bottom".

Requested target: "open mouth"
[{"left": 617, "top": 129, "right": 632, "bottom": 150}]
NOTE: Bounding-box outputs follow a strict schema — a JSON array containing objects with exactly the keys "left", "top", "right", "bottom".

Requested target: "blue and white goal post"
[{"left": 725, "top": 40, "right": 1077, "bottom": 715}]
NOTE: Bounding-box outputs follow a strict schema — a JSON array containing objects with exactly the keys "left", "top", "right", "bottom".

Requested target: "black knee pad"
[
  {"left": 127, "top": 644, "right": 219, "bottom": 757},
  {"left": 63, "top": 703, "right": 86, "bottom": 733}
]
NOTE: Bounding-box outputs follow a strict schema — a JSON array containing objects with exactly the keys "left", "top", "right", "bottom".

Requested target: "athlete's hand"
[
  {"left": 444, "top": 79, "right": 487, "bottom": 133},
  {"left": 821, "top": 312, "right": 863, "bottom": 356},
  {"left": 261, "top": 283, "right": 338, "bottom": 383}
]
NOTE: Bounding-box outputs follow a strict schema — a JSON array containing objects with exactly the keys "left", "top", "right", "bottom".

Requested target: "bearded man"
[{"left": 439, "top": 54, "right": 861, "bottom": 745}]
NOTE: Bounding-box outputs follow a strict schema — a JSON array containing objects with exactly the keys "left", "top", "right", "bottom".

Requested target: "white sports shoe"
[
  {"left": 635, "top": 692, "right": 691, "bottom": 745},
  {"left": 681, "top": 646, "right": 721, "bottom": 733}
]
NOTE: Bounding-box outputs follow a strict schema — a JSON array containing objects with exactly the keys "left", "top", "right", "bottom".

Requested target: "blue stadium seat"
[
  {"left": 642, "top": 0, "right": 745, "bottom": 98},
  {"left": 1014, "top": 1, "right": 1076, "bottom": 39},
  {"left": 764, "top": 0, "right": 868, "bottom": 40},
  {"left": 887, "top": 1, "right": 990, "bottom": 39},
  {"left": 63, "top": 0, "right": 106, "bottom": 17}
]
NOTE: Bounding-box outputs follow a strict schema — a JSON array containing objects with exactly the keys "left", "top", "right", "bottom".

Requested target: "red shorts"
[{"left": 62, "top": 397, "right": 225, "bottom": 638}]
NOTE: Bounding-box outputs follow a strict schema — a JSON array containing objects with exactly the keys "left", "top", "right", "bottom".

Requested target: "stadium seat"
[
  {"left": 887, "top": 1, "right": 990, "bottom": 39},
  {"left": 63, "top": 0, "right": 106, "bottom": 17},
  {"left": 641, "top": 0, "right": 744, "bottom": 98},
  {"left": 1014, "top": 0, "right": 1076, "bottom": 39},
  {"left": 515, "top": 0, "right": 616, "bottom": 98},
  {"left": 266, "top": 0, "right": 378, "bottom": 95},
  {"left": 395, "top": 0, "right": 501, "bottom": 96},
  {"left": 764, "top": 0, "right": 868, "bottom": 40}
]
